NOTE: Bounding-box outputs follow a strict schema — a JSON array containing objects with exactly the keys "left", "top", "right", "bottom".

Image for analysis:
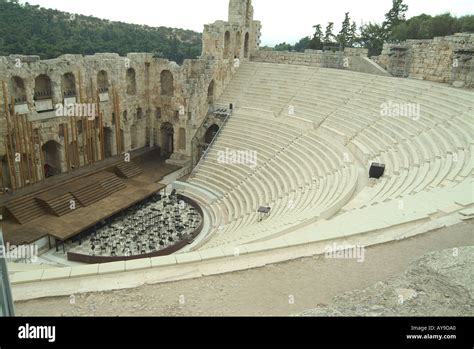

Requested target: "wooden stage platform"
[{"left": 0, "top": 148, "right": 181, "bottom": 245}]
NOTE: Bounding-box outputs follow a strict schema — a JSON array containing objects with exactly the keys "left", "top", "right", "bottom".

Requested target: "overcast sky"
[{"left": 20, "top": 0, "right": 474, "bottom": 46}]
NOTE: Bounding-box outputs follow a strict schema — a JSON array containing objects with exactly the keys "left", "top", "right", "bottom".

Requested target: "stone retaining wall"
[{"left": 372, "top": 33, "right": 474, "bottom": 87}]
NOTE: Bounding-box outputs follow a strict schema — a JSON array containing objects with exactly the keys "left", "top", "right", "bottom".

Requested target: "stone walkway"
[{"left": 15, "top": 220, "right": 473, "bottom": 316}]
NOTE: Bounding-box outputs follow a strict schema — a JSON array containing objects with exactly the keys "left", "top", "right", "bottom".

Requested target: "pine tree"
[
  {"left": 308, "top": 24, "right": 323, "bottom": 50},
  {"left": 337, "top": 12, "right": 352, "bottom": 49},
  {"left": 383, "top": 0, "right": 409, "bottom": 32},
  {"left": 324, "top": 22, "right": 336, "bottom": 44},
  {"left": 349, "top": 21, "right": 358, "bottom": 47}
]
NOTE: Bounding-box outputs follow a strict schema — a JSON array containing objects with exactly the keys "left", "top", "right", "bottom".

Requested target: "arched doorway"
[
  {"left": 205, "top": 124, "right": 219, "bottom": 144},
  {"left": 126, "top": 68, "right": 137, "bottom": 95},
  {"left": 224, "top": 31, "right": 231, "bottom": 59},
  {"left": 207, "top": 80, "right": 215, "bottom": 104},
  {"left": 160, "top": 123, "right": 174, "bottom": 158},
  {"left": 244, "top": 32, "right": 250, "bottom": 58},
  {"left": 42, "top": 140, "right": 62, "bottom": 177},
  {"left": 34, "top": 74, "right": 53, "bottom": 100},
  {"left": 160, "top": 70, "right": 174, "bottom": 97},
  {"left": 10, "top": 76, "right": 27, "bottom": 103},
  {"left": 235, "top": 32, "right": 242, "bottom": 57},
  {"left": 61, "top": 72, "right": 76, "bottom": 98},
  {"left": 97, "top": 70, "right": 109, "bottom": 92}
]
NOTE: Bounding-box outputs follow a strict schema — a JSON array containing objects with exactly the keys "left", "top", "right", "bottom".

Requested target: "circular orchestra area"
[{"left": 67, "top": 190, "right": 204, "bottom": 264}]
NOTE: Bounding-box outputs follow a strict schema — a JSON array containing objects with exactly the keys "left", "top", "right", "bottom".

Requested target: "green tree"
[
  {"left": 294, "top": 37, "right": 311, "bottom": 52},
  {"left": 337, "top": 12, "right": 352, "bottom": 49},
  {"left": 358, "top": 22, "right": 386, "bottom": 56},
  {"left": 384, "top": 0, "right": 409, "bottom": 40},
  {"left": 324, "top": 22, "right": 336, "bottom": 44},
  {"left": 349, "top": 21, "right": 359, "bottom": 46},
  {"left": 308, "top": 24, "right": 324, "bottom": 50},
  {"left": 0, "top": 1, "right": 202, "bottom": 63},
  {"left": 274, "top": 42, "right": 293, "bottom": 51},
  {"left": 458, "top": 15, "right": 474, "bottom": 32}
]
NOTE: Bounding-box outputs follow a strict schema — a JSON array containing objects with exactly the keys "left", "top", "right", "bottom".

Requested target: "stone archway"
[
  {"left": 224, "top": 31, "right": 231, "bottom": 59},
  {"left": 42, "top": 140, "right": 62, "bottom": 177},
  {"left": 205, "top": 124, "right": 219, "bottom": 145},
  {"left": 160, "top": 122, "right": 174, "bottom": 158},
  {"left": 160, "top": 70, "right": 174, "bottom": 97},
  {"left": 61, "top": 72, "right": 76, "bottom": 98},
  {"left": 34, "top": 74, "right": 53, "bottom": 100},
  {"left": 10, "top": 76, "right": 27, "bottom": 103},
  {"left": 97, "top": 70, "right": 109, "bottom": 92},
  {"left": 244, "top": 32, "right": 250, "bottom": 58},
  {"left": 235, "top": 32, "right": 242, "bottom": 58},
  {"left": 207, "top": 80, "right": 215, "bottom": 104},
  {"left": 126, "top": 68, "right": 137, "bottom": 95}
]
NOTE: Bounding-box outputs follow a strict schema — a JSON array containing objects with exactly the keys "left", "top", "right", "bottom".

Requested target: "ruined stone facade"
[
  {"left": 1, "top": 0, "right": 471, "bottom": 192},
  {"left": 202, "top": 0, "right": 261, "bottom": 60},
  {"left": 0, "top": 0, "right": 261, "bottom": 190},
  {"left": 372, "top": 33, "right": 474, "bottom": 87}
]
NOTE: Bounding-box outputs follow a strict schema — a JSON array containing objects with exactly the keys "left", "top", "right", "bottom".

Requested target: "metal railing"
[{"left": 190, "top": 105, "right": 234, "bottom": 177}]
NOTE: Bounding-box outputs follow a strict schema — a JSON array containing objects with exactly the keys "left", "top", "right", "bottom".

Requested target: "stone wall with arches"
[{"left": 0, "top": 0, "right": 261, "bottom": 191}]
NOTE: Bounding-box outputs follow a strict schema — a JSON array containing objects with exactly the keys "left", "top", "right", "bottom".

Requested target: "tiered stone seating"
[
  {"left": 189, "top": 105, "right": 358, "bottom": 247},
  {"left": 188, "top": 61, "right": 473, "bottom": 248}
]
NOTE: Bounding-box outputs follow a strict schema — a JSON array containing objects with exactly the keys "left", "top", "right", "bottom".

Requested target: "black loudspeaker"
[
  {"left": 369, "top": 163, "right": 385, "bottom": 179},
  {"left": 229, "top": 103, "right": 233, "bottom": 110}
]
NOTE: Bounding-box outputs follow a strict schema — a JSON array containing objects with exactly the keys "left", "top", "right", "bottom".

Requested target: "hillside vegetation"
[{"left": 0, "top": 0, "right": 202, "bottom": 63}]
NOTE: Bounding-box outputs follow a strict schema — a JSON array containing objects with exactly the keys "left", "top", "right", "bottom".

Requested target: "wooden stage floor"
[{"left": 1, "top": 149, "right": 181, "bottom": 245}]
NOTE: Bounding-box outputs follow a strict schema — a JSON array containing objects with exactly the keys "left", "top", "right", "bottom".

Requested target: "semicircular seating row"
[
  {"left": 187, "top": 107, "right": 358, "bottom": 248},
  {"left": 190, "top": 62, "right": 473, "bottom": 248}
]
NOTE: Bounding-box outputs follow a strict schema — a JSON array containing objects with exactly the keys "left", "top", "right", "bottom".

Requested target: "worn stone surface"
[
  {"left": 372, "top": 33, "right": 474, "bottom": 86},
  {"left": 251, "top": 48, "right": 391, "bottom": 76},
  {"left": 300, "top": 246, "right": 474, "bottom": 317}
]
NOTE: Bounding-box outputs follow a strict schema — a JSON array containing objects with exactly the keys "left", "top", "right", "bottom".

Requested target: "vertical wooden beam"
[
  {"left": 4, "top": 137, "right": 14, "bottom": 190},
  {"left": 27, "top": 119, "right": 38, "bottom": 183},
  {"left": 113, "top": 87, "right": 122, "bottom": 155},
  {"left": 93, "top": 118, "right": 98, "bottom": 162},
  {"left": 20, "top": 114, "right": 33, "bottom": 185},
  {"left": 69, "top": 117, "right": 75, "bottom": 169},
  {"left": 87, "top": 117, "right": 93, "bottom": 163},
  {"left": 100, "top": 111, "right": 105, "bottom": 160},
  {"left": 39, "top": 138, "right": 46, "bottom": 180},
  {"left": 96, "top": 97, "right": 104, "bottom": 161},
  {"left": 11, "top": 109, "right": 24, "bottom": 188},
  {"left": 88, "top": 117, "right": 93, "bottom": 163},
  {"left": 72, "top": 115, "right": 80, "bottom": 169},
  {"left": 2, "top": 81, "right": 17, "bottom": 190},
  {"left": 63, "top": 123, "right": 70, "bottom": 172},
  {"left": 81, "top": 116, "right": 87, "bottom": 165}
]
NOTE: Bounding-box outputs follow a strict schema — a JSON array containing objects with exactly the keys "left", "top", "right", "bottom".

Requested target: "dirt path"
[{"left": 15, "top": 220, "right": 474, "bottom": 316}]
